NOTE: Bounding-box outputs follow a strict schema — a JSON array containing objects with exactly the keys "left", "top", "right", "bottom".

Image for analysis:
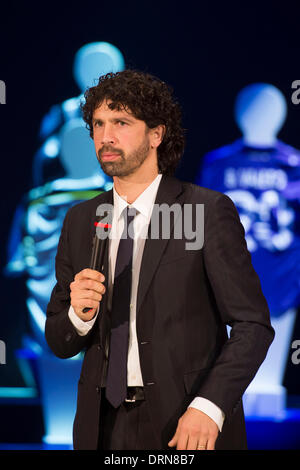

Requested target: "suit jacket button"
[
  {"left": 65, "top": 332, "right": 72, "bottom": 342},
  {"left": 96, "top": 386, "right": 101, "bottom": 394}
]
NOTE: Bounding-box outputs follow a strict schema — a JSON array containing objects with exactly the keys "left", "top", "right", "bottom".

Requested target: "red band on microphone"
[{"left": 94, "top": 222, "right": 112, "bottom": 228}]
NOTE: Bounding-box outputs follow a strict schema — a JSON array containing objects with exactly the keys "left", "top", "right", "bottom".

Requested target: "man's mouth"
[{"left": 101, "top": 153, "right": 121, "bottom": 161}]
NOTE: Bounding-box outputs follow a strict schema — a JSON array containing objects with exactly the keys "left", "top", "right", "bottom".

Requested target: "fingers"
[
  {"left": 168, "top": 422, "right": 180, "bottom": 448},
  {"left": 178, "top": 431, "right": 209, "bottom": 451},
  {"left": 71, "top": 269, "right": 106, "bottom": 297},
  {"left": 197, "top": 440, "right": 208, "bottom": 450},
  {"left": 71, "top": 279, "right": 106, "bottom": 296},
  {"left": 74, "top": 268, "right": 105, "bottom": 283},
  {"left": 169, "top": 430, "right": 209, "bottom": 451},
  {"left": 71, "top": 269, "right": 106, "bottom": 320},
  {"left": 71, "top": 295, "right": 102, "bottom": 310},
  {"left": 176, "top": 434, "right": 189, "bottom": 450},
  {"left": 168, "top": 409, "right": 219, "bottom": 450},
  {"left": 70, "top": 283, "right": 104, "bottom": 305},
  {"left": 186, "top": 435, "right": 199, "bottom": 450},
  {"left": 206, "top": 437, "right": 216, "bottom": 450}
]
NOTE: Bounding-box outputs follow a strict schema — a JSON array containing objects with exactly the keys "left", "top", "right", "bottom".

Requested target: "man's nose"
[{"left": 101, "top": 124, "right": 116, "bottom": 144}]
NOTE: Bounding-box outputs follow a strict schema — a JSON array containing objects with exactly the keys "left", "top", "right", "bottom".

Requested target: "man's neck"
[{"left": 113, "top": 171, "right": 160, "bottom": 204}]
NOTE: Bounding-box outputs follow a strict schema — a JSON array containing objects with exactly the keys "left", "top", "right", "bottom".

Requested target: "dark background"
[{"left": 0, "top": 3, "right": 300, "bottom": 392}]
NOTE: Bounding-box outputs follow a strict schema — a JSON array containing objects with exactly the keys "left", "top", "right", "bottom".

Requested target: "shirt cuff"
[
  {"left": 188, "top": 397, "right": 225, "bottom": 432},
  {"left": 68, "top": 305, "right": 99, "bottom": 336}
]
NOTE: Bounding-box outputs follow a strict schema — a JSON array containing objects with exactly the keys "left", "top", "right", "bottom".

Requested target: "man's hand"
[
  {"left": 70, "top": 268, "right": 106, "bottom": 322},
  {"left": 168, "top": 407, "right": 219, "bottom": 450}
]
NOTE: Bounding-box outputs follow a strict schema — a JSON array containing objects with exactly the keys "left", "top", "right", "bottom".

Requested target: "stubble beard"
[{"left": 97, "top": 138, "right": 151, "bottom": 178}]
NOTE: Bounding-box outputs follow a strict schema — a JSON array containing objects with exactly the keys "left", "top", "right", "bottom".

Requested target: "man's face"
[{"left": 92, "top": 100, "right": 152, "bottom": 177}]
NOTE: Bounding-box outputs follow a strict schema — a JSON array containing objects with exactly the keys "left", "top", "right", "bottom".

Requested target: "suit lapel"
[{"left": 136, "top": 175, "right": 184, "bottom": 316}]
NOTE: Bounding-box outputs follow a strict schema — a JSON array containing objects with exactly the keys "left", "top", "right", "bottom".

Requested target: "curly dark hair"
[{"left": 80, "top": 70, "right": 185, "bottom": 175}]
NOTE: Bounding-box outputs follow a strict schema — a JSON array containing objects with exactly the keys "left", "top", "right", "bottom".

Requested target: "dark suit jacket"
[{"left": 45, "top": 175, "right": 274, "bottom": 450}]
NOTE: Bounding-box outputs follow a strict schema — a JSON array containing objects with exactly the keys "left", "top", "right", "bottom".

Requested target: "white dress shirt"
[{"left": 68, "top": 173, "right": 225, "bottom": 431}]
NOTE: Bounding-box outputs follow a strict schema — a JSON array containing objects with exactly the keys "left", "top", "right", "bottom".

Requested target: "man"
[{"left": 45, "top": 70, "right": 274, "bottom": 450}]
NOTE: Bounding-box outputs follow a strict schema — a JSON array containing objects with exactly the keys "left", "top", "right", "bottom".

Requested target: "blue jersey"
[{"left": 196, "top": 139, "right": 300, "bottom": 316}]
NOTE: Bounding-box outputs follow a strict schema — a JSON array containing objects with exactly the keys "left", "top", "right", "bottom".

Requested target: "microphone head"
[
  {"left": 95, "top": 205, "right": 113, "bottom": 240},
  {"left": 89, "top": 207, "right": 113, "bottom": 270}
]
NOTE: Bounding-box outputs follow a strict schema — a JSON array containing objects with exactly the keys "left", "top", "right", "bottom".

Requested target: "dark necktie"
[{"left": 105, "top": 206, "right": 136, "bottom": 408}]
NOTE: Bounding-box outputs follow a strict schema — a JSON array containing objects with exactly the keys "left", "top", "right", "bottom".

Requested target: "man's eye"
[
  {"left": 117, "top": 120, "right": 127, "bottom": 126},
  {"left": 94, "top": 121, "right": 102, "bottom": 127}
]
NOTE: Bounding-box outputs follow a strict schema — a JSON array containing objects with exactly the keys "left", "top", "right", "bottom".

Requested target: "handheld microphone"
[{"left": 82, "top": 210, "right": 112, "bottom": 313}]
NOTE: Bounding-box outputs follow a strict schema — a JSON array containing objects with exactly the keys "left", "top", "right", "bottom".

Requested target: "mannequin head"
[
  {"left": 234, "top": 83, "right": 287, "bottom": 148},
  {"left": 73, "top": 42, "right": 125, "bottom": 92}
]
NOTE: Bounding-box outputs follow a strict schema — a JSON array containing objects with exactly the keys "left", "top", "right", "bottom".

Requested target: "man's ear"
[{"left": 150, "top": 124, "right": 166, "bottom": 149}]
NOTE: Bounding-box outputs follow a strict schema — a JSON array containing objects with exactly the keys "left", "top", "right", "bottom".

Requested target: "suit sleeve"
[
  {"left": 197, "top": 193, "right": 275, "bottom": 417},
  {"left": 45, "top": 208, "right": 94, "bottom": 358}
]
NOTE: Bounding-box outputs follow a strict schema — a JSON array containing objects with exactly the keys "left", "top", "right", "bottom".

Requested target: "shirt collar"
[{"left": 113, "top": 174, "right": 163, "bottom": 221}]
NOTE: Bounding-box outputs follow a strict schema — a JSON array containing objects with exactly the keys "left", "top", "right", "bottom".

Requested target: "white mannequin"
[
  {"left": 234, "top": 83, "right": 287, "bottom": 148},
  {"left": 234, "top": 84, "right": 296, "bottom": 417},
  {"left": 59, "top": 42, "right": 125, "bottom": 182},
  {"left": 28, "top": 42, "right": 125, "bottom": 445},
  {"left": 73, "top": 41, "right": 125, "bottom": 91}
]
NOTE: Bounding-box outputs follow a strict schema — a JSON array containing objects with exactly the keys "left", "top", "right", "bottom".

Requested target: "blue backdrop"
[{"left": 0, "top": 2, "right": 300, "bottom": 450}]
